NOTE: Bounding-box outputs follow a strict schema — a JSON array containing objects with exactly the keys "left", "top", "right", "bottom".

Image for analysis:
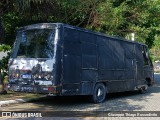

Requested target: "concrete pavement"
[
  {"left": 0, "top": 73, "right": 159, "bottom": 107},
  {"left": 0, "top": 73, "right": 160, "bottom": 120},
  {"left": 0, "top": 94, "right": 47, "bottom": 107}
]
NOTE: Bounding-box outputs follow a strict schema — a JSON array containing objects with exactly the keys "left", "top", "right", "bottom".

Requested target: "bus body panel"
[{"left": 8, "top": 23, "right": 154, "bottom": 97}]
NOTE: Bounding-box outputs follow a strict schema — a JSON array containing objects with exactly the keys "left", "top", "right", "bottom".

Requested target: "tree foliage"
[
  {"left": 0, "top": 45, "right": 10, "bottom": 91},
  {"left": 0, "top": 0, "right": 159, "bottom": 46},
  {"left": 0, "top": 0, "right": 160, "bottom": 59},
  {"left": 88, "top": 0, "right": 160, "bottom": 48}
]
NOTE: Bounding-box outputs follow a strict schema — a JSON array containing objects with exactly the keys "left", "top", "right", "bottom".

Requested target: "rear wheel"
[
  {"left": 146, "top": 78, "right": 152, "bottom": 86},
  {"left": 139, "top": 85, "right": 147, "bottom": 94},
  {"left": 92, "top": 83, "right": 106, "bottom": 103}
]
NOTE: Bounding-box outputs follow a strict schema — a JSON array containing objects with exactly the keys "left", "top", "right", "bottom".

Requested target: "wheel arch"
[{"left": 145, "top": 77, "right": 154, "bottom": 86}]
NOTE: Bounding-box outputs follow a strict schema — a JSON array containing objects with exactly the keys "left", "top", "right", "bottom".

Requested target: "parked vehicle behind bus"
[{"left": 8, "top": 23, "right": 154, "bottom": 103}]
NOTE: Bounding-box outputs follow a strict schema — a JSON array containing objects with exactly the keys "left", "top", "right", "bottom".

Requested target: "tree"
[
  {"left": 0, "top": 45, "right": 10, "bottom": 94},
  {"left": 150, "top": 35, "right": 160, "bottom": 61},
  {"left": 1, "top": 0, "right": 160, "bottom": 47},
  {"left": 0, "top": 19, "right": 4, "bottom": 43},
  {"left": 87, "top": 0, "right": 160, "bottom": 48}
]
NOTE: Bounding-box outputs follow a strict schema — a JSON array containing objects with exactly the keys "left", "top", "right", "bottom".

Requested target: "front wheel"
[
  {"left": 139, "top": 85, "right": 148, "bottom": 94},
  {"left": 91, "top": 83, "right": 107, "bottom": 103}
]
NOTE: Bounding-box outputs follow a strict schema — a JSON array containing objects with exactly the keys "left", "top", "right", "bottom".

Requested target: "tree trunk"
[
  {"left": 0, "top": 68, "right": 7, "bottom": 94},
  {"left": 0, "top": 19, "right": 4, "bottom": 43},
  {"left": 0, "top": 19, "right": 4, "bottom": 91},
  {"left": 0, "top": 69, "right": 4, "bottom": 90},
  {"left": 0, "top": 20, "right": 6, "bottom": 93}
]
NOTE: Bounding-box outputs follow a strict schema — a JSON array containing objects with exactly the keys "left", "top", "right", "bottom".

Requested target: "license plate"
[
  {"left": 21, "top": 86, "right": 33, "bottom": 91},
  {"left": 22, "top": 74, "right": 31, "bottom": 79},
  {"left": 43, "top": 88, "right": 48, "bottom": 91}
]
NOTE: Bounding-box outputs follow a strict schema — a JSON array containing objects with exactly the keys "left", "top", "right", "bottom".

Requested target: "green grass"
[
  {"left": 0, "top": 90, "right": 43, "bottom": 101},
  {"left": 0, "top": 77, "right": 44, "bottom": 101}
]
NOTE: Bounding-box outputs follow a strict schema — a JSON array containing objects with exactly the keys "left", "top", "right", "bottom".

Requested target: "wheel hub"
[{"left": 97, "top": 88, "right": 103, "bottom": 97}]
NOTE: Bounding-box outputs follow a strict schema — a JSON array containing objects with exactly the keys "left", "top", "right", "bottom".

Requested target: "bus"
[{"left": 8, "top": 23, "right": 154, "bottom": 103}]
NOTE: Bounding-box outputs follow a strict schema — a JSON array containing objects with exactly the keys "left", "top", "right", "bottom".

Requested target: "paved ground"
[{"left": 1, "top": 73, "right": 160, "bottom": 120}]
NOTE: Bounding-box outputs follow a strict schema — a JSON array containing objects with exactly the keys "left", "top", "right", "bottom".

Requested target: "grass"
[
  {"left": 0, "top": 90, "right": 44, "bottom": 101},
  {"left": 0, "top": 77, "right": 44, "bottom": 101}
]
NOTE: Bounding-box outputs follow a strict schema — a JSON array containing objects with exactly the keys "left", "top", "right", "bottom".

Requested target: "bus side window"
[{"left": 142, "top": 46, "right": 150, "bottom": 65}]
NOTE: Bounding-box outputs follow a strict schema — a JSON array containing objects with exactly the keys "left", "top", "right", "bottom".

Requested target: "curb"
[
  {"left": 0, "top": 99, "right": 26, "bottom": 107},
  {"left": 0, "top": 95, "right": 47, "bottom": 107}
]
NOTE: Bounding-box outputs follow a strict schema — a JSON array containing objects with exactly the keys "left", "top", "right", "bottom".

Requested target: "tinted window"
[{"left": 16, "top": 29, "right": 55, "bottom": 58}]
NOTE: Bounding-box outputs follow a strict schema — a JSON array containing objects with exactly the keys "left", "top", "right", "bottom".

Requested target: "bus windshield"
[{"left": 15, "top": 29, "right": 55, "bottom": 58}]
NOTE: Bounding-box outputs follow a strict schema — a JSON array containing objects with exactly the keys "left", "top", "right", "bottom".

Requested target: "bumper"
[{"left": 7, "top": 84, "right": 62, "bottom": 94}]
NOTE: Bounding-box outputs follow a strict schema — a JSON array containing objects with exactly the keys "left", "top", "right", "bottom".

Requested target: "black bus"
[{"left": 8, "top": 23, "right": 154, "bottom": 103}]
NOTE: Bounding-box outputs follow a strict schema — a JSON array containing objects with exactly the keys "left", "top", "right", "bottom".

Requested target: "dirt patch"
[{"left": 0, "top": 91, "right": 43, "bottom": 101}]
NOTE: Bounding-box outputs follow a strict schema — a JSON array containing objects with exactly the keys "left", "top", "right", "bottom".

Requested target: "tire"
[
  {"left": 139, "top": 85, "right": 147, "bottom": 94},
  {"left": 146, "top": 79, "right": 152, "bottom": 86},
  {"left": 91, "top": 83, "right": 107, "bottom": 103}
]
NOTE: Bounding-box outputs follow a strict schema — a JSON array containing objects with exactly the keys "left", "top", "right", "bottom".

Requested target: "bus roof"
[{"left": 17, "top": 23, "right": 147, "bottom": 46}]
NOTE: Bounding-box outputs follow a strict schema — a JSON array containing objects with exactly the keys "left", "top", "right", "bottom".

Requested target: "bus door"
[
  {"left": 142, "top": 46, "right": 154, "bottom": 85},
  {"left": 62, "top": 29, "right": 81, "bottom": 95},
  {"left": 124, "top": 43, "right": 136, "bottom": 91},
  {"left": 135, "top": 44, "right": 144, "bottom": 85}
]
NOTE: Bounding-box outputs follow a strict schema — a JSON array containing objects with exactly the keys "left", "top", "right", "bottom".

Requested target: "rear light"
[
  {"left": 16, "top": 73, "right": 20, "bottom": 78},
  {"left": 47, "top": 74, "right": 51, "bottom": 79},
  {"left": 7, "top": 84, "right": 10, "bottom": 89},
  {"left": 33, "top": 73, "right": 53, "bottom": 80},
  {"left": 48, "top": 87, "right": 53, "bottom": 91}
]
